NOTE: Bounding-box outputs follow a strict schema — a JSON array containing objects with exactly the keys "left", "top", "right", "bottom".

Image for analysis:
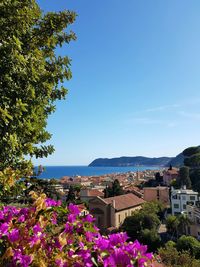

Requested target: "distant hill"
[
  {"left": 165, "top": 153, "right": 184, "bottom": 167},
  {"left": 89, "top": 156, "right": 173, "bottom": 167}
]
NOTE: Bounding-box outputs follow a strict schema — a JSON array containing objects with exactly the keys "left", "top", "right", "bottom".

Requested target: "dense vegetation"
[
  {"left": 0, "top": 0, "right": 76, "bottom": 183},
  {"left": 121, "top": 202, "right": 164, "bottom": 252},
  {"left": 89, "top": 156, "right": 173, "bottom": 167}
]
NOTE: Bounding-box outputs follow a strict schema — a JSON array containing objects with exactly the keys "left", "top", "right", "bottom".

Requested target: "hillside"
[
  {"left": 166, "top": 153, "right": 184, "bottom": 167},
  {"left": 89, "top": 156, "right": 173, "bottom": 167}
]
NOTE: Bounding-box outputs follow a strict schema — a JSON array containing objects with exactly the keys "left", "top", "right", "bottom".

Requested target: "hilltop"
[{"left": 89, "top": 153, "right": 185, "bottom": 167}]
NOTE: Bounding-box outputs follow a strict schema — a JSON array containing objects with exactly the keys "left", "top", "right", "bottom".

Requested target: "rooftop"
[{"left": 103, "top": 193, "right": 145, "bottom": 211}]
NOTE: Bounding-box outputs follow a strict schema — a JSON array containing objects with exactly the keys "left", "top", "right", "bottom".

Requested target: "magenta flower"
[
  {"left": 33, "top": 223, "right": 42, "bottom": 235},
  {"left": 13, "top": 249, "right": 33, "bottom": 267},
  {"left": 45, "top": 198, "right": 61, "bottom": 207},
  {"left": 18, "top": 214, "right": 25, "bottom": 223},
  {"left": 68, "top": 203, "right": 80, "bottom": 215},
  {"left": 0, "top": 222, "right": 9, "bottom": 237},
  {"left": 95, "top": 235, "right": 110, "bottom": 250},
  {"left": 64, "top": 222, "right": 73, "bottom": 233},
  {"left": 8, "top": 229, "right": 20, "bottom": 242},
  {"left": 67, "top": 214, "right": 76, "bottom": 223},
  {"left": 103, "top": 248, "right": 131, "bottom": 267},
  {"left": 0, "top": 210, "right": 4, "bottom": 220},
  {"left": 85, "top": 231, "right": 95, "bottom": 242},
  {"left": 82, "top": 214, "right": 95, "bottom": 223},
  {"left": 55, "top": 259, "right": 68, "bottom": 267},
  {"left": 0, "top": 199, "right": 153, "bottom": 267},
  {"left": 108, "top": 232, "right": 129, "bottom": 246}
]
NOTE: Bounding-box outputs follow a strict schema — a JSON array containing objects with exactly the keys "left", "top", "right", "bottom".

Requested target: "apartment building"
[
  {"left": 171, "top": 187, "right": 199, "bottom": 215},
  {"left": 186, "top": 204, "right": 200, "bottom": 240}
]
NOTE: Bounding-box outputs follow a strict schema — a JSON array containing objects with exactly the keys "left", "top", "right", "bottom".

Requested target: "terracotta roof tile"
[
  {"left": 87, "top": 189, "right": 104, "bottom": 197},
  {"left": 103, "top": 193, "right": 145, "bottom": 211}
]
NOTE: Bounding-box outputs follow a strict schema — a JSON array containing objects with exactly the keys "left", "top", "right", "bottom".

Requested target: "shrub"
[{"left": 0, "top": 192, "right": 153, "bottom": 266}]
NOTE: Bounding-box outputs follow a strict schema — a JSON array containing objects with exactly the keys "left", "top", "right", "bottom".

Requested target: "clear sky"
[{"left": 34, "top": 0, "right": 200, "bottom": 166}]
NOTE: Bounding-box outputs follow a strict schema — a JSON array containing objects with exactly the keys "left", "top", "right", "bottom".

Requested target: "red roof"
[
  {"left": 103, "top": 193, "right": 145, "bottom": 211},
  {"left": 83, "top": 189, "right": 104, "bottom": 197}
]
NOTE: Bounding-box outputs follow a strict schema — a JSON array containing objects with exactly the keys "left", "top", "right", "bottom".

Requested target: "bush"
[{"left": 0, "top": 192, "right": 153, "bottom": 266}]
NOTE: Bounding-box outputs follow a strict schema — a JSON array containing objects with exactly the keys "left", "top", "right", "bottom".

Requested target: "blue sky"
[{"left": 34, "top": 0, "right": 200, "bottom": 165}]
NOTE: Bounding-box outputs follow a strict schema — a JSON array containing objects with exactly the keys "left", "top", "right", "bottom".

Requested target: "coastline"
[{"left": 35, "top": 165, "right": 161, "bottom": 179}]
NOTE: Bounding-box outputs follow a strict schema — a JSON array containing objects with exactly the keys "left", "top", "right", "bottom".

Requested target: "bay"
[{"left": 35, "top": 166, "right": 160, "bottom": 179}]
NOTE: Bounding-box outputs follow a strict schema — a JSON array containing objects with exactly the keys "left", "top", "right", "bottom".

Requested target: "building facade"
[
  {"left": 80, "top": 189, "right": 104, "bottom": 203},
  {"left": 143, "top": 186, "right": 169, "bottom": 205},
  {"left": 186, "top": 204, "right": 200, "bottom": 240},
  {"left": 171, "top": 187, "right": 199, "bottom": 215},
  {"left": 89, "top": 193, "right": 145, "bottom": 231}
]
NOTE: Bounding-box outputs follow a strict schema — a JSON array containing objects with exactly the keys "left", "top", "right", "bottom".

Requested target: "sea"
[{"left": 35, "top": 166, "right": 160, "bottom": 179}]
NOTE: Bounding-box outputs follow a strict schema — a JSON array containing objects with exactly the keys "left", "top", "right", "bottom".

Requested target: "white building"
[
  {"left": 186, "top": 204, "right": 200, "bottom": 240},
  {"left": 171, "top": 186, "right": 199, "bottom": 215}
]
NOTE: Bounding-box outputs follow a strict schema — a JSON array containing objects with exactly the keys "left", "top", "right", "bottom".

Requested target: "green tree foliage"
[
  {"left": 183, "top": 147, "right": 200, "bottom": 158},
  {"left": 166, "top": 215, "right": 179, "bottom": 235},
  {"left": 177, "top": 214, "right": 191, "bottom": 236},
  {"left": 159, "top": 241, "right": 200, "bottom": 267},
  {"left": 66, "top": 185, "right": 76, "bottom": 203},
  {"left": 182, "top": 146, "right": 200, "bottom": 192},
  {"left": 121, "top": 202, "right": 161, "bottom": 251},
  {"left": 178, "top": 166, "right": 191, "bottom": 188},
  {"left": 140, "top": 228, "right": 161, "bottom": 251},
  {"left": 176, "top": 235, "right": 200, "bottom": 259},
  {"left": 184, "top": 153, "right": 200, "bottom": 168},
  {"left": 190, "top": 168, "right": 200, "bottom": 192},
  {"left": 155, "top": 172, "right": 163, "bottom": 183},
  {"left": 166, "top": 214, "right": 191, "bottom": 237},
  {"left": 0, "top": 0, "right": 76, "bottom": 176},
  {"left": 183, "top": 146, "right": 200, "bottom": 167},
  {"left": 104, "top": 179, "right": 124, "bottom": 198}
]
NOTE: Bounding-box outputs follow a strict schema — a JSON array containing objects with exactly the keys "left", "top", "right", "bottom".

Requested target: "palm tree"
[{"left": 177, "top": 214, "right": 191, "bottom": 236}]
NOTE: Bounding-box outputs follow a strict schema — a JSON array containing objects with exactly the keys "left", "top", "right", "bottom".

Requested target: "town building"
[
  {"left": 143, "top": 186, "right": 169, "bottom": 205},
  {"left": 89, "top": 193, "right": 145, "bottom": 231},
  {"left": 163, "top": 168, "right": 179, "bottom": 186},
  {"left": 80, "top": 189, "right": 104, "bottom": 203},
  {"left": 171, "top": 187, "right": 199, "bottom": 215},
  {"left": 123, "top": 185, "right": 143, "bottom": 198},
  {"left": 186, "top": 204, "right": 200, "bottom": 240}
]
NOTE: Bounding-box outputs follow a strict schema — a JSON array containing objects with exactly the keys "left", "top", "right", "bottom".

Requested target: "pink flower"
[
  {"left": 45, "top": 198, "right": 61, "bottom": 207},
  {"left": 13, "top": 249, "right": 33, "bottom": 267},
  {"left": 68, "top": 203, "right": 80, "bottom": 215},
  {"left": 64, "top": 222, "right": 73, "bottom": 233},
  {"left": 82, "top": 214, "right": 95, "bottom": 223},
  {"left": 67, "top": 214, "right": 76, "bottom": 223},
  {"left": 108, "top": 232, "right": 129, "bottom": 246},
  {"left": 0, "top": 222, "right": 9, "bottom": 237},
  {"left": 8, "top": 229, "right": 20, "bottom": 242}
]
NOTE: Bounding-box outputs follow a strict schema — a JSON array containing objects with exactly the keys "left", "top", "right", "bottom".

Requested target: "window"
[
  {"left": 190, "top": 196, "right": 196, "bottom": 201},
  {"left": 183, "top": 204, "right": 186, "bottom": 210},
  {"left": 118, "top": 214, "right": 121, "bottom": 223},
  {"left": 182, "top": 196, "right": 186, "bottom": 200},
  {"left": 174, "top": 204, "right": 179, "bottom": 209},
  {"left": 125, "top": 212, "right": 127, "bottom": 218}
]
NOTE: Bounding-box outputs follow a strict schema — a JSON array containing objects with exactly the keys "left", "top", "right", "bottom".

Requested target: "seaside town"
[
  {"left": 1, "top": 0, "right": 200, "bottom": 266},
  {"left": 3, "top": 156, "right": 200, "bottom": 266},
  {"left": 30, "top": 164, "right": 200, "bottom": 241}
]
